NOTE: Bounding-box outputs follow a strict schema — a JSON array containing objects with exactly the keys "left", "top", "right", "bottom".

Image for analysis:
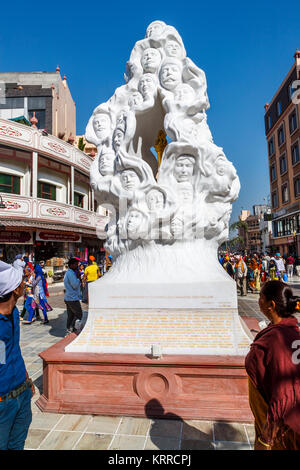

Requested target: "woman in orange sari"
[{"left": 245, "top": 280, "right": 300, "bottom": 450}]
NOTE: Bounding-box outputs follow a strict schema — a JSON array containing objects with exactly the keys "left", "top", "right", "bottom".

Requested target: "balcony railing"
[
  {"left": 0, "top": 193, "right": 108, "bottom": 236},
  {"left": 0, "top": 118, "right": 93, "bottom": 175}
]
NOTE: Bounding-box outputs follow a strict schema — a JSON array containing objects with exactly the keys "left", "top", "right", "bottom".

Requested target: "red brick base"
[{"left": 36, "top": 334, "right": 253, "bottom": 422}]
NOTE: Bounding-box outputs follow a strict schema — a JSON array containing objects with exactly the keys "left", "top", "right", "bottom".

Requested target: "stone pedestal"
[
  {"left": 65, "top": 241, "right": 252, "bottom": 355},
  {"left": 36, "top": 334, "right": 253, "bottom": 422}
]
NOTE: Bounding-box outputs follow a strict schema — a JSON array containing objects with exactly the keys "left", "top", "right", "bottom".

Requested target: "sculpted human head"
[
  {"left": 113, "top": 128, "right": 124, "bottom": 152},
  {"left": 120, "top": 168, "right": 141, "bottom": 191},
  {"left": 141, "top": 48, "right": 161, "bottom": 74},
  {"left": 98, "top": 148, "right": 115, "bottom": 176},
  {"left": 146, "top": 21, "right": 165, "bottom": 38},
  {"left": 159, "top": 58, "right": 183, "bottom": 91},
  {"left": 128, "top": 92, "right": 143, "bottom": 108},
  {"left": 174, "top": 84, "right": 195, "bottom": 105},
  {"left": 138, "top": 74, "right": 158, "bottom": 98},
  {"left": 165, "top": 39, "right": 182, "bottom": 59},
  {"left": 146, "top": 188, "right": 165, "bottom": 211},
  {"left": 208, "top": 156, "right": 237, "bottom": 197},
  {"left": 93, "top": 113, "right": 111, "bottom": 141},
  {"left": 126, "top": 209, "right": 143, "bottom": 237},
  {"left": 173, "top": 155, "right": 195, "bottom": 183}
]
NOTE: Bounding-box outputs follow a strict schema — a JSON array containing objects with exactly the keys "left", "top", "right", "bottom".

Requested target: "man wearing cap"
[
  {"left": 64, "top": 258, "right": 83, "bottom": 336},
  {"left": 0, "top": 260, "right": 34, "bottom": 450}
]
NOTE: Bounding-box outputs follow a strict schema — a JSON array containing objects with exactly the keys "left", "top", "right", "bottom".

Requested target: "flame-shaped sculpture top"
[{"left": 86, "top": 21, "right": 240, "bottom": 259}]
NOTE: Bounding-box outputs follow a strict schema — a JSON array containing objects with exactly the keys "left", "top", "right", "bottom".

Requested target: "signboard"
[
  {"left": 0, "top": 231, "right": 33, "bottom": 244},
  {"left": 36, "top": 231, "right": 81, "bottom": 243}
]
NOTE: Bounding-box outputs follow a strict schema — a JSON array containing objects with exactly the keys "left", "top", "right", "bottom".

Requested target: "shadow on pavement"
[{"left": 145, "top": 399, "right": 238, "bottom": 450}]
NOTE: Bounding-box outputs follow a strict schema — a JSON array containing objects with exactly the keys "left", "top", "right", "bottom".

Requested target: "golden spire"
[{"left": 154, "top": 129, "right": 167, "bottom": 167}]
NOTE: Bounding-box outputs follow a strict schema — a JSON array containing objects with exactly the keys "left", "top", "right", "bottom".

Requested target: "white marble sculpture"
[
  {"left": 66, "top": 22, "right": 251, "bottom": 355},
  {"left": 86, "top": 21, "right": 240, "bottom": 270}
]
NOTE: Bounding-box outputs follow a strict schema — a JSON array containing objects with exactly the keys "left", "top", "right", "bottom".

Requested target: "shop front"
[{"left": 0, "top": 229, "right": 34, "bottom": 262}]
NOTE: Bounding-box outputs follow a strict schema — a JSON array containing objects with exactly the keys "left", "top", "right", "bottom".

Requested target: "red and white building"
[{"left": 0, "top": 117, "right": 108, "bottom": 267}]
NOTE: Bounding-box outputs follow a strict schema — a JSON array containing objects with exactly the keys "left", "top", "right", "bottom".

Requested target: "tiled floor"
[
  {"left": 18, "top": 294, "right": 259, "bottom": 451},
  {"left": 20, "top": 284, "right": 300, "bottom": 451}
]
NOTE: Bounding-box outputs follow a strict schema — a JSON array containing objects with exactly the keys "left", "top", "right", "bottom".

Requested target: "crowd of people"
[
  {"left": 1, "top": 251, "right": 300, "bottom": 450},
  {"left": 220, "top": 252, "right": 297, "bottom": 296}
]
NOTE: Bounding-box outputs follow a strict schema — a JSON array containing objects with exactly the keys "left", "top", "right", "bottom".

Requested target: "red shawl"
[{"left": 245, "top": 316, "right": 300, "bottom": 435}]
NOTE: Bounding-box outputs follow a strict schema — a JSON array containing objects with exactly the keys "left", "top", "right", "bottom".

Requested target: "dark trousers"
[{"left": 65, "top": 300, "right": 83, "bottom": 331}]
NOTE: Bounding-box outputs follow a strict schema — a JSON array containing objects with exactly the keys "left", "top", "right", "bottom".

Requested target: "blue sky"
[{"left": 0, "top": 0, "right": 299, "bottom": 224}]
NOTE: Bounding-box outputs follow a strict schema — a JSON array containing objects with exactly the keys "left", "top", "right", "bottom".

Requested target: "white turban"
[{"left": 0, "top": 261, "right": 23, "bottom": 297}]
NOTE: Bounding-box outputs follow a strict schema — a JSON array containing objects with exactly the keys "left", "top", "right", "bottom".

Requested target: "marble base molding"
[{"left": 36, "top": 334, "right": 253, "bottom": 423}]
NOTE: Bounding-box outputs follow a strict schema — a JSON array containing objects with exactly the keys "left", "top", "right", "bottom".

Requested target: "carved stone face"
[
  {"left": 146, "top": 189, "right": 165, "bottom": 211},
  {"left": 174, "top": 84, "right": 195, "bottom": 104},
  {"left": 113, "top": 129, "right": 124, "bottom": 152},
  {"left": 159, "top": 63, "right": 182, "bottom": 91},
  {"left": 127, "top": 210, "right": 143, "bottom": 232},
  {"left": 146, "top": 22, "right": 164, "bottom": 38},
  {"left": 208, "top": 157, "right": 237, "bottom": 197},
  {"left": 128, "top": 92, "right": 143, "bottom": 108},
  {"left": 93, "top": 114, "right": 111, "bottom": 141},
  {"left": 120, "top": 169, "right": 141, "bottom": 191},
  {"left": 99, "top": 150, "right": 115, "bottom": 176},
  {"left": 174, "top": 155, "right": 195, "bottom": 183},
  {"left": 141, "top": 48, "right": 161, "bottom": 73},
  {"left": 138, "top": 74, "right": 157, "bottom": 97},
  {"left": 165, "top": 40, "right": 182, "bottom": 59}
]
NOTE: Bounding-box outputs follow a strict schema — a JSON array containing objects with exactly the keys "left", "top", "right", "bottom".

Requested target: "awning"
[{"left": 0, "top": 219, "right": 103, "bottom": 237}]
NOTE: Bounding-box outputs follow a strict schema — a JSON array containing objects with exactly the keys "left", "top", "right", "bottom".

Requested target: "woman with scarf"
[
  {"left": 34, "top": 263, "right": 52, "bottom": 324},
  {"left": 245, "top": 280, "right": 300, "bottom": 450}
]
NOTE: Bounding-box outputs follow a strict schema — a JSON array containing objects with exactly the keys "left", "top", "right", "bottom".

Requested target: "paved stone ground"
[{"left": 18, "top": 280, "right": 300, "bottom": 451}]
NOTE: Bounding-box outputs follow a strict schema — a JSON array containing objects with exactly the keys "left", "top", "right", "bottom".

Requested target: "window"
[
  {"left": 279, "top": 154, "right": 287, "bottom": 174},
  {"left": 294, "top": 176, "right": 300, "bottom": 198},
  {"left": 267, "top": 115, "right": 272, "bottom": 130},
  {"left": 277, "top": 125, "right": 285, "bottom": 146},
  {"left": 292, "top": 142, "right": 300, "bottom": 165},
  {"left": 270, "top": 163, "right": 277, "bottom": 182},
  {"left": 281, "top": 184, "right": 289, "bottom": 203},
  {"left": 74, "top": 192, "right": 84, "bottom": 208},
  {"left": 28, "top": 97, "right": 46, "bottom": 109},
  {"left": 0, "top": 173, "right": 20, "bottom": 194},
  {"left": 94, "top": 199, "right": 98, "bottom": 213},
  {"left": 0, "top": 97, "right": 24, "bottom": 109},
  {"left": 277, "top": 101, "right": 282, "bottom": 116},
  {"left": 268, "top": 137, "right": 275, "bottom": 156},
  {"left": 289, "top": 110, "right": 298, "bottom": 134},
  {"left": 271, "top": 191, "right": 278, "bottom": 208},
  {"left": 38, "top": 182, "right": 56, "bottom": 200},
  {"left": 289, "top": 83, "right": 296, "bottom": 101},
  {"left": 28, "top": 97, "right": 46, "bottom": 129}
]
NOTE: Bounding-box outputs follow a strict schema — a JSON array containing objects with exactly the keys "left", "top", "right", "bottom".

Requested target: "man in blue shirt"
[
  {"left": 64, "top": 258, "right": 83, "bottom": 336},
  {"left": 0, "top": 260, "right": 34, "bottom": 450}
]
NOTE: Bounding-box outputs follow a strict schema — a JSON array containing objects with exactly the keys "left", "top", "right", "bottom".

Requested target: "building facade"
[
  {"left": 265, "top": 50, "right": 300, "bottom": 256},
  {"left": 0, "top": 117, "right": 108, "bottom": 273},
  {"left": 0, "top": 68, "right": 76, "bottom": 140}
]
